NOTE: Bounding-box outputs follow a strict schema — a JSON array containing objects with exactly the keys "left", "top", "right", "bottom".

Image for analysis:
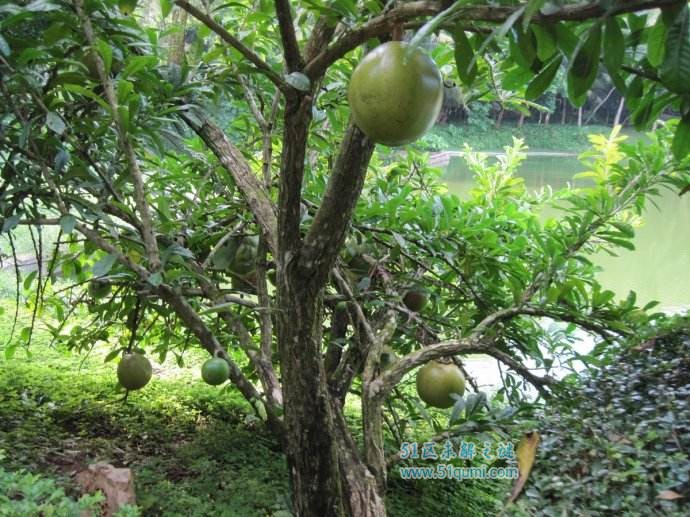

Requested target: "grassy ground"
[{"left": 0, "top": 305, "right": 506, "bottom": 516}]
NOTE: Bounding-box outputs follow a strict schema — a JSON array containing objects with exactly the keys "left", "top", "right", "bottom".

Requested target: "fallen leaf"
[
  {"left": 657, "top": 489, "right": 684, "bottom": 500},
  {"left": 507, "top": 431, "right": 540, "bottom": 504}
]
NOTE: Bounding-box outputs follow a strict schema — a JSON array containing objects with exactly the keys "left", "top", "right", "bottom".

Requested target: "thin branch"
[
  {"left": 74, "top": 0, "right": 161, "bottom": 271},
  {"left": 274, "top": 0, "right": 302, "bottom": 72},
  {"left": 180, "top": 113, "right": 279, "bottom": 254},
  {"left": 304, "top": 0, "right": 684, "bottom": 79},
  {"left": 301, "top": 121, "right": 375, "bottom": 287},
  {"left": 174, "top": 0, "right": 288, "bottom": 93}
]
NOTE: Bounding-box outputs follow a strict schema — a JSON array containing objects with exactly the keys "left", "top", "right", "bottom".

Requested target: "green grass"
[
  {"left": 0, "top": 305, "right": 506, "bottom": 516},
  {"left": 417, "top": 123, "right": 641, "bottom": 153}
]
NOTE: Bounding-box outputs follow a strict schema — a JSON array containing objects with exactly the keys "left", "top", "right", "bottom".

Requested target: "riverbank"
[{"left": 417, "top": 123, "right": 631, "bottom": 153}]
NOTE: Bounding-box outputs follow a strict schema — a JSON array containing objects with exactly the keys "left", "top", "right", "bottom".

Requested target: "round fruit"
[
  {"left": 380, "top": 346, "right": 397, "bottom": 370},
  {"left": 201, "top": 357, "right": 230, "bottom": 386},
  {"left": 83, "top": 50, "right": 101, "bottom": 80},
  {"left": 118, "top": 0, "right": 138, "bottom": 15},
  {"left": 88, "top": 279, "right": 111, "bottom": 300},
  {"left": 403, "top": 287, "right": 429, "bottom": 312},
  {"left": 415, "top": 360, "right": 465, "bottom": 409},
  {"left": 117, "top": 353, "right": 152, "bottom": 390},
  {"left": 348, "top": 41, "right": 443, "bottom": 146}
]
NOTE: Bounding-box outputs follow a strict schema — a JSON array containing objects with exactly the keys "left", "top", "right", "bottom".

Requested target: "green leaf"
[
  {"left": 45, "top": 111, "right": 66, "bottom": 135},
  {"left": 284, "top": 71, "right": 311, "bottom": 92},
  {"left": 92, "top": 253, "right": 118, "bottom": 277},
  {"left": 672, "top": 113, "right": 690, "bottom": 159},
  {"left": 0, "top": 33, "right": 9, "bottom": 56},
  {"left": 647, "top": 17, "right": 667, "bottom": 68},
  {"left": 603, "top": 18, "right": 625, "bottom": 75},
  {"left": 160, "top": 0, "right": 173, "bottom": 18},
  {"left": 532, "top": 25, "right": 557, "bottom": 61},
  {"left": 147, "top": 272, "right": 163, "bottom": 287},
  {"left": 660, "top": 4, "right": 690, "bottom": 94},
  {"left": 408, "top": 0, "right": 473, "bottom": 53},
  {"left": 526, "top": 56, "right": 562, "bottom": 100},
  {"left": 567, "top": 24, "right": 602, "bottom": 106},
  {"left": 54, "top": 148, "right": 70, "bottom": 172},
  {"left": 23, "top": 270, "right": 37, "bottom": 290},
  {"left": 104, "top": 348, "right": 122, "bottom": 363},
  {"left": 59, "top": 214, "right": 77, "bottom": 234},
  {"left": 523, "top": 0, "right": 546, "bottom": 29},
  {"left": 95, "top": 39, "right": 112, "bottom": 75},
  {"left": 2, "top": 214, "right": 20, "bottom": 233},
  {"left": 453, "top": 27, "right": 477, "bottom": 86}
]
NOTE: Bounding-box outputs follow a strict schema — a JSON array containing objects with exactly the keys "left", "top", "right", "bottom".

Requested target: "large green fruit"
[
  {"left": 416, "top": 360, "right": 465, "bottom": 409},
  {"left": 117, "top": 353, "right": 152, "bottom": 390},
  {"left": 213, "top": 235, "right": 258, "bottom": 276},
  {"left": 403, "top": 287, "right": 429, "bottom": 312},
  {"left": 348, "top": 41, "right": 443, "bottom": 146},
  {"left": 201, "top": 357, "right": 230, "bottom": 386}
]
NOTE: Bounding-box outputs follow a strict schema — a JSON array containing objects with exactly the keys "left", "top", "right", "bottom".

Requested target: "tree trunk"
[
  {"left": 561, "top": 98, "right": 567, "bottom": 124},
  {"left": 168, "top": 8, "right": 188, "bottom": 66},
  {"left": 495, "top": 107, "right": 505, "bottom": 128},
  {"left": 276, "top": 96, "right": 385, "bottom": 516},
  {"left": 577, "top": 106, "right": 583, "bottom": 126},
  {"left": 517, "top": 111, "right": 526, "bottom": 128}
]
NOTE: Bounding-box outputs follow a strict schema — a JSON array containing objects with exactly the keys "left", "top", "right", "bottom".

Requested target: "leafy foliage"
[
  {"left": 0, "top": 454, "right": 104, "bottom": 517},
  {"left": 515, "top": 315, "right": 690, "bottom": 515},
  {"left": 2, "top": 0, "right": 690, "bottom": 512}
]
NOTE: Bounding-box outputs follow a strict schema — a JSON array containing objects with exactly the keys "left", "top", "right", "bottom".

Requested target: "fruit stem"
[{"left": 392, "top": 23, "right": 404, "bottom": 42}]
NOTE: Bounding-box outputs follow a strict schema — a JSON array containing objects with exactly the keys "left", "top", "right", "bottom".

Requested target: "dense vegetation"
[
  {"left": 2, "top": 0, "right": 690, "bottom": 514},
  {"left": 517, "top": 316, "right": 690, "bottom": 516},
  {"left": 0, "top": 308, "right": 505, "bottom": 516}
]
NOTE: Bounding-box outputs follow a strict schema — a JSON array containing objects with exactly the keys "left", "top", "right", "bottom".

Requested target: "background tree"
[{"left": 1, "top": 0, "right": 690, "bottom": 515}]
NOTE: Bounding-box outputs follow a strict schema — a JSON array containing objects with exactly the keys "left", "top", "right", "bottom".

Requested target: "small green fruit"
[
  {"left": 380, "top": 346, "right": 397, "bottom": 370},
  {"left": 117, "top": 353, "right": 152, "bottom": 390},
  {"left": 403, "top": 288, "right": 429, "bottom": 312},
  {"left": 416, "top": 360, "right": 465, "bottom": 409},
  {"left": 118, "top": 0, "right": 138, "bottom": 15},
  {"left": 348, "top": 41, "right": 443, "bottom": 146},
  {"left": 201, "top": 357, "right": 230, "bottom": 386},
  {"left": 88, "top": 279, "right": 111, "bottom": 300}
]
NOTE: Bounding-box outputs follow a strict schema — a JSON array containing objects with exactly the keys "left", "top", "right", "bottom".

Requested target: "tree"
[{"left": 1, "top": 0, "right": 690, "bottom": 515}]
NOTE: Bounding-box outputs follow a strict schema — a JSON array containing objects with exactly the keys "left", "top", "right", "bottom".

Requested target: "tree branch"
[
  {"left": 300, "top": 121, "right": 375, "bottom": 287},
  {"left": 174, "top": 0, "right": 288, "bottom": 93},
  {"left": 180, "top": 113, "right": 279, "bottom": 255},
  {"left": 74, "top": 0, "right": 161, "bottom": 271},
  {"left": 274, "top": 0, "right": 302, "bottom": 72},
  {"left": 304, "top": 0, "right": 684, "bottom": 79}
]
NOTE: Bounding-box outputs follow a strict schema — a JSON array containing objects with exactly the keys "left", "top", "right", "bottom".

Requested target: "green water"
[{"left": 444, "top": 155, "right": 690, "bottom": 311}]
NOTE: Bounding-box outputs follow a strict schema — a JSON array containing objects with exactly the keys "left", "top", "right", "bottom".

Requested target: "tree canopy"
[{"left": 1, "top": 0, "right": 690, "bottom": 514}]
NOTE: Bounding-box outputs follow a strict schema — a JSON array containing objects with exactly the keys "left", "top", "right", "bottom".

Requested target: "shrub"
[
  {"left": 516, "top": 316, "right": 690, "bottom": 516},
  {"left": 0, "top": 452, "right": 103, "bottom": 516}
]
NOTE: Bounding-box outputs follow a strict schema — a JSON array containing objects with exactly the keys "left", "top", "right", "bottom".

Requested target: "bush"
[
  {"left": 0, "top": 452, "right": 103, "bottom": 516},
  {"left": 516, "top": 316, "right": 690, "bottom": 516}
]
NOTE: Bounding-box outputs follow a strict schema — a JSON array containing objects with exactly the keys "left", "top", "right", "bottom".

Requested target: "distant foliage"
[{"left": 517, "top": 316, "right": 690, "bottom": 515}]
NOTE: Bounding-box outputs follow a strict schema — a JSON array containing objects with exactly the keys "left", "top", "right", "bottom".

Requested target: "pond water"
[
  {"left": 442, "top": 153, "right": 690, "bottom": 392},
  {"left": 444, "top": 154, "right": 690, "bottom": 312}
]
